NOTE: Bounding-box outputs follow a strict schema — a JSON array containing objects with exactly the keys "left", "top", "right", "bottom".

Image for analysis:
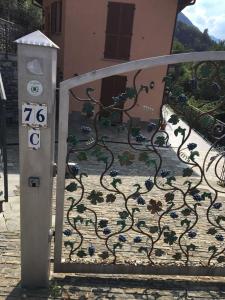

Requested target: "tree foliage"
[
  {"left": 174, "top": 21, "right": 215, "bottom": 52},
  {"left": 170, "top": 21, "right": 225, "bottom": 127},
  {"left": 172, "top": 20, "right": 225, "bottom": 102},
  {"left": 0, "top": 0, "right": 42, "bottom": 32}
]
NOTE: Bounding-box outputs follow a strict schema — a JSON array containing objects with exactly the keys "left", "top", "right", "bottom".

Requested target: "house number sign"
[
  {"left": 28, "top": 128, "right": 41, "bottom": 150},
  {"left": 22, "top": 103, "right": 48, "bottom": 128}
]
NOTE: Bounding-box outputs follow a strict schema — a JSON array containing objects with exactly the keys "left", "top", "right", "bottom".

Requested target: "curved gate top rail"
[{"left": 61, "top": 51, "right": 225, "bottom": 90}]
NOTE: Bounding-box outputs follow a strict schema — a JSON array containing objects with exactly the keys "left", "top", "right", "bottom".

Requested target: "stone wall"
[{"left": 0, "top": 54, "right": 18, "bottom": 123}]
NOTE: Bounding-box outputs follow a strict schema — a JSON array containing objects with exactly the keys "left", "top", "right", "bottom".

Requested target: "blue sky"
[{"left": 183, "top": 0, "right": 225, "bottom": 40}]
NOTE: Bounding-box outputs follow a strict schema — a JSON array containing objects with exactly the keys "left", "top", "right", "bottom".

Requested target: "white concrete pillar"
[{"left": 16, "top": 31, "right": 58, "bottom": 288}]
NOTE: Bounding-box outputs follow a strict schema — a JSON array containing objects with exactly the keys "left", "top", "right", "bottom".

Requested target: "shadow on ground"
[{"left": 5, "top": 276, "right": 225, "bottom": 299}]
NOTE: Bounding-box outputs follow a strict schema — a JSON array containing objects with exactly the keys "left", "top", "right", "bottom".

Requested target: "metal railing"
[
  {"left": 0, "top": 73, "right": 8, "bottom": 205},
  {"left": 0, "top": 18, "right": 24, "bottom": 58}
]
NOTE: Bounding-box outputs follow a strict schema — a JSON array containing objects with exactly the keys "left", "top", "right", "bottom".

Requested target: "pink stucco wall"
[{"left": 44, "top": 0, "right": 178, "bottom": 121}]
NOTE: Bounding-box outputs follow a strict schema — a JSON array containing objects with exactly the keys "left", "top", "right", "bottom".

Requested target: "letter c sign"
[{"left": 28, "top": 128, "right": 40, "bottom": 150}]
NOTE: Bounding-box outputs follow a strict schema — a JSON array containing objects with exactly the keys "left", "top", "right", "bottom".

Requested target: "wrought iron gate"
[
  {"left": 0, "top": 73, "right": 8, "bottom": 210},
  {"left": 54, "top": 52, "right": 225, "bottom": 277}
]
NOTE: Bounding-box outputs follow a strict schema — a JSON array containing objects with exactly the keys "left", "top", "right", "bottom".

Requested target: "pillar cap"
[{"left": 15, "top": 30, "right": 59, "bottom": 49}]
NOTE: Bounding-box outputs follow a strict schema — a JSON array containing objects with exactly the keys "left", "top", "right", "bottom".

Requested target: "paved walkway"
[{"left": 1, "top": 114, "right": 225, "bottom": 299}]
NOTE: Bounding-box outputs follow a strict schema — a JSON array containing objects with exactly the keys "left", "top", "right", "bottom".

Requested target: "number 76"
[{"left": 22, "top": 103, "right": 47, "bottom": 127}]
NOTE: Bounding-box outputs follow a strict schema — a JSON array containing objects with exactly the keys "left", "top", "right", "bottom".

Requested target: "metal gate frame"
[
  {"left": 54, "top": 51, "right": 225, "bottom": 276},
  {"left": 0, "top": 72, "right": 8, "bottom": 204}
]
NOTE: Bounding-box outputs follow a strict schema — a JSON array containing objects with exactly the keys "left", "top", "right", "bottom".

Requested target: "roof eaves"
[
  {"left": 178, "top": 0, "right": 196, "bottom": 12},
  {"left": 33, "top": 0, "right": 194, "bottom": 11}
]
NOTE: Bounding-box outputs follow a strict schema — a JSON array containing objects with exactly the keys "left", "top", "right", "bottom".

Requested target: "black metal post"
[{"left": 0, "top": 75, "right": 8, "bottom": 202}]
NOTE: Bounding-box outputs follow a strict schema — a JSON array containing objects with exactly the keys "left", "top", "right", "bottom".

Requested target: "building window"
[
  {"left": 104, "top": 2, "right": 135, "bottom": 60},
  {"left": 51, "top": 0, "right": 62, "bottom": 34}
]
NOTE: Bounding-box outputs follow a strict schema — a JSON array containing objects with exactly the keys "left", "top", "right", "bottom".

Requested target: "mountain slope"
[
  {"left": 176, "top": 13, "right": 220, "bottom": 46},
  {"left": 174, "top": 14, "right": 216, "bottom": 52},
  {"left": 177, "top": 12, "right": 193, "bottom": 27}
]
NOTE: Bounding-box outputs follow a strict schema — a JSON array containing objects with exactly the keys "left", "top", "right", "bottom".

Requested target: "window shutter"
[
  {"left": 104, "top": 2, "right": 120, "bottom": 58},
  {"left": 118, "top": 36, "right": 132, "bottom": 60},
  {"left": 118, "top": 3, "right": 135, "bottom": 60},
  {"left": 120, "top": 3, "right": 135, "bottom": 35},
  {"left": 106, "top": 2, "right": 120, "bottom": 35},
  {"left": 104, "top": 2, "right": 135, "bottom": 60},
  {"left": 105, "top": 34, "right": 118, "bottom": 59}
]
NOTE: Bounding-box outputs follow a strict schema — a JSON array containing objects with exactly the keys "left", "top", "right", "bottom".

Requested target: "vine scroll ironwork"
[{"left": 54, "top": 52, "right": 225, "bottom": 276}]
